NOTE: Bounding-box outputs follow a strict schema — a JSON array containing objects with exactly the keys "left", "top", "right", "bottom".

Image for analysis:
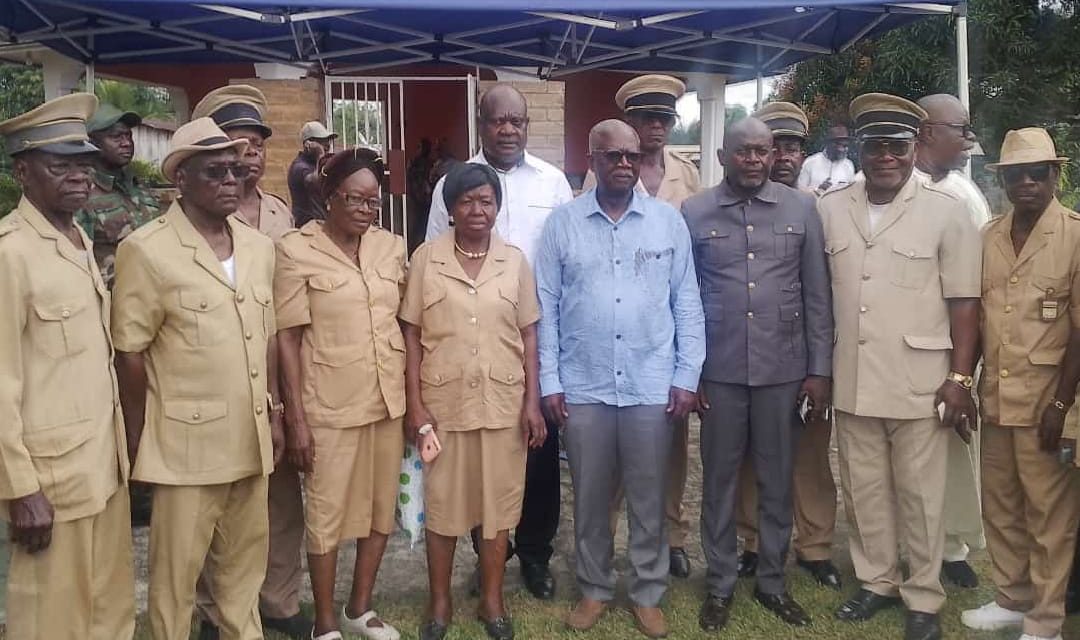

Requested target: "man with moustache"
[
  {"left": 426, "top": 83, "right": 573, "bottom": 601},
  {"left": 538, "top": 119, "right": 704, "bottom": 638},
  {"left": 799, "top": 124, "right": 855, "bottom": 195},
  {"left": 821, "top": 94, "right": 981, "bottom": 640},
  {"left": 682, "top": 117, "right": 831, "bottom": 631},
  {"left": 961, "top": 128, "right": 1080, "bottom": 640},
  {"left": 731, "top": 102, "right": 842, "bottom": 592},
  {"left": 113, "top": 117, "right": 284, "bottom": 640},
  {"left": 189, "top": 85, "right": 306, "bottom": 640},
  {"left": 0, "top": 93, "right": 134, "bottom": 640},
  {"left": 77, "top": 102, "right": 162, "bottom": 288}
]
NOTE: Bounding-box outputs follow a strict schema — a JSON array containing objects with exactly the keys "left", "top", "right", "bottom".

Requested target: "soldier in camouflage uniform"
[{"left": 75, "top": 103, "right": 161, "bottom": 287}]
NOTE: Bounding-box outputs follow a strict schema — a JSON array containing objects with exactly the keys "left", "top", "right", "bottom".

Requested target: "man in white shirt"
[
  {"left": 425, "top": 83, "right": 573, "bottom": 601},
  {"left": 798, "top": 124, "right": 856, "bottom": 195}
]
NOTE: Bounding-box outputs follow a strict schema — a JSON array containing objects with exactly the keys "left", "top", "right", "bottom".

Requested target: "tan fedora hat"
[
  {"left": 987, "top": 127, "right": 1069, "bottom": 169},
  {"left": 161, "top": 117, "right": 248, "bottom": 183}
]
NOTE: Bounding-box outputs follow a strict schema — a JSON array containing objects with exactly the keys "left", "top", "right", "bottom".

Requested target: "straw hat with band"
[
  {"left": 986, "top": 127, "right": 1069, "bottom": 169},
  {"left": 87, "top": 102, "right": 142, "bottom": 135},
  {"left": 615, "top": 74, "right": 685, "bottom": 117},
  {"left": 161, "top": 117, "right": 249, "bottom": 183},
  {"left": 0, "top": 93, "right": 100, "bottom": 157},
  {"left": 192, "top": 84, "right": 272, "bottom": 138},
  {"left": 850, "top": 93, "right": 927, "bottom": 140},
  {"left": 753, "top": 101, "right": 809, "bottom": 140}
]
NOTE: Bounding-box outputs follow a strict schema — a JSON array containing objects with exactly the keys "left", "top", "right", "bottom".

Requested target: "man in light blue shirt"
[{"left": 536, "top": 119, "right": 704, "bottom": 638}]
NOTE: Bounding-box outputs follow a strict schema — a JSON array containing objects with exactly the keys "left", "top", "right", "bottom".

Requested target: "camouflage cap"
[{"left": 87, "top": 102, "right": 142, "bottom": 134}]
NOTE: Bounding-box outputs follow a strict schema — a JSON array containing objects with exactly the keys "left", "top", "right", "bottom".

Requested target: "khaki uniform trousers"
[
  {"left": 611, "top": 416, "right": 690, "bottom": 548},
  {"left": 736, "top": 415, "right": 836, "bottom": 560},
  {"left": 836, "top": 412, "right": 948, "bottom": 613},
  {"left": 197, "top": 462, "right": 304, "bottom": 623},
  {"left": 982, "top": 423, "right": 1080, "bottom": 638},
  {"left": 149, "top": 475, "right": 269, "bottom": 640},
  {"left": 6, "top": 488, "right": 134, "bottom": 640}
]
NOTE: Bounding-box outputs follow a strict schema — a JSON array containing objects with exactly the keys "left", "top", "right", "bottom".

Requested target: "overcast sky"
[{"left": 676, "top": 76, "right": 780, "bottom": 123}]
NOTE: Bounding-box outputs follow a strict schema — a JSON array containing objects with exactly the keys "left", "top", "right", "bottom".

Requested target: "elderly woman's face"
[
  {"left": 451, "top": 183, "right": 498, "bottom": 235},
  {"left": 327, "top": 167, "right": 381, "bottom": 236}
]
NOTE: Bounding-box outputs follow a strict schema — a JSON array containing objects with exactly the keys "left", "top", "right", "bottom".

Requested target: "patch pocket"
[
  {"left": 825, "top": 240, "right": 850, "bottom": 283},
  {"left": 178, "top": 289, "right": 227, "bottom": 347},
  {"left": 773, "top": 222, "right": 805, "bottom": 258},
  {"left": 311, "top": 345, "right": 369, "bottom": 409},
  {"left": 30, "top": 300, "right": 90, "bottom": 358},
  {"left": 901, "top": 334, "right": 953, "bottom": 394},
  {"left": 695, "top": 229, "right": 733, "bottom": 265},
  {"left": 162, "top": 398, "right": 230, "bottom": 472},
  {"left": 252, "top": 285, "right": 273, "bottom": 336},
  {"left": 890, "top": 243, "right": 935, "bottom": 290}
]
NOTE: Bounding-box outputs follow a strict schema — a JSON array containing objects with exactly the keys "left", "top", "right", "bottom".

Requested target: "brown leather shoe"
[
  {"left": 565, "top": 598, "right": 607, "bottom": 631},
  {"left": 632, "top": 606, "right": 667, "bottom": 639}
]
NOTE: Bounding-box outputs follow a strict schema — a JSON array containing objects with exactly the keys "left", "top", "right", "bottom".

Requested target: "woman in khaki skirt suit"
[
  {"left": 400, "top": 162, "right": 547, "bottom": 640},
  {"left": 275, "top": 148, "right": 405, "bottom": 640}
]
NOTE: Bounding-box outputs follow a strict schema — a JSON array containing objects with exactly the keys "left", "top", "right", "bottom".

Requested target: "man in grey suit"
[{"left": 682, "top": 117, "right": 833, "bottom": 632}]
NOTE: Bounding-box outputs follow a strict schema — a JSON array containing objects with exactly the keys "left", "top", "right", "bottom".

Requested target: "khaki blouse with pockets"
[
  {"left": 399, "top": 231, "right": 540, "bottom": 432},
  {"left": 274, "top": 221, "right": 407, "bottom": 428}
]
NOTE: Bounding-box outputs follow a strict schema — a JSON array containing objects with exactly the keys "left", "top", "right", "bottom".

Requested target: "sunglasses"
[
  {"left": 1002, "top": 164, "right": 1053, "bottom": 184},
  {"left": 861, "top": 139, "right": 913, "bottom": 158},
  {"left": 593, "top": 149, "right": 643, "bottom": 165},
  {"left": 202, "top": 162, "right": 251, "bottom": 181}
]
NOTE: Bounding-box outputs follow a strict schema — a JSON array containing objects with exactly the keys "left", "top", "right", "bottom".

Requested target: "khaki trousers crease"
[
  {"left": 196, "top": 462, "right": 305, "bottom": 623},
  {"left": 981, "top": 423, "right": 1080, "bottom": 638},
  {"left": 836, "top": 412, "right": 948, "bottom": 613},
  {"left": 150, "top": 475, "right": 269, "bottom": 640},
  {"left": 6, "top": 487, "right": 135, "bottom": 640},
  {"left": 736, "top": 415, "right": 836, "bottom": 560},
  {"left": 611, "top": 416, "right": 690, "bottom": 548}
]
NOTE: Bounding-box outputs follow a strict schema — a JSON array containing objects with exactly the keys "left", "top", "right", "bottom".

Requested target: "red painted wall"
[
  {"left": 562, "top": 70, "right": 634, "bottom": 179},
  {"left": 99, "top": 63, "right": 256, "bottom": 106}
]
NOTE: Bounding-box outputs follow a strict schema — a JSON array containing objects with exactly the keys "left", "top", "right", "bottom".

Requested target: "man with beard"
[
  {"left": 113, "top": 117, "right": 285, "bottom": 640},
  {"left": 799, "top": 124, "right": 855, "bottom": 195},
  {"left": 0, "top": 93, "right": 134, "bottom": 640},
  {"left": 189, "top": 85, "right": 307, "bottom": 640},
  {"left": 539, "top": 119, "right": 704, "bottom": 638},
  {"left": 77, "top": 102, "right": 162, "bottom": 288},
  {"left": 583, "top": 73, "right": 702, "bottom": 579},
  {"left": 731, "top": 102, "right": 842, "bottom": 592},
  {"left": 822, "top": 94, "right": 981, "bottom": 640}
]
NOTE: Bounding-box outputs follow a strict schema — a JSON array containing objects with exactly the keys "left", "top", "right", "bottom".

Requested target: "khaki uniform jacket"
[
  {"left": 399, "top": 232, "right": 540, "bottom": 432},
  {"left": 274, "top": 222, "right": 407, "bottom": 428},
  {"left": 231, "top": 189, "right": 294, "bottom": 241},
  {"left": 111, "top": 201, "right": 276, "bottom": 485},
  {"left": 980, "top": 200, "right": 1080, "bottom": 428},
  {"left": 819, "top": 176, "right": 982, "bottom": 419},
  {"left": 0, "top": 198, "right": 128, "bottom": 522},
  {"left": 583, "top": 148, "right": 700, "bottom": 209}
]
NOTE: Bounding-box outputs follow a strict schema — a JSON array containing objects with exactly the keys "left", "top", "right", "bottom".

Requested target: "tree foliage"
[{"left": 94, "top": 79, "right": 174, "bottom": 120}]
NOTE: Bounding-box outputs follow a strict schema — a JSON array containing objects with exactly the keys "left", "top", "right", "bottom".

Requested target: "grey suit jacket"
[{"left": 681, "top": 179, "right": 833, "bottom": 386}]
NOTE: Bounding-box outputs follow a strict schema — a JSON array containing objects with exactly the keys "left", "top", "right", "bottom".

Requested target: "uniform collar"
[
  {"left": 471, "top": 149, "right": 540, "bottom": 174},
  {"left": 429, "top": 230, "right": 512, "bottom": 287},
  {"left": 91, "top": 165, "right": 137, "bottom": 194},
  {"left": 715, "top": 178, "right": 780, "bottom": 206},
  {"left": 992, "top": 198, "right": 1067, "bottom": 262},
  {"left": 16, "top": 196, "right": 99, "bottom": 280},
  {"left": 167, "top": 199, "right": 251, "bottom": 290}
]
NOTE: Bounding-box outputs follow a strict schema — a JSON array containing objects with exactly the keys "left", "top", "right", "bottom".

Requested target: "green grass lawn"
[{"left": 109, "top": 552, "right": 1077, "bottom": 639}]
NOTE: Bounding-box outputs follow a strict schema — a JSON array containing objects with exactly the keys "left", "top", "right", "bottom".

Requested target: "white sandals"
[
  {"left": 340, "top": 607, "right": 401, "bottom": 640},
  {"left": 311, "top": 630, "right": 342, "bottom": 640}
]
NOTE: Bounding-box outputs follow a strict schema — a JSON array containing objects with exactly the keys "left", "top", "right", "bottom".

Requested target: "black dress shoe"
[
  {"left": 520, "top": 562, "right": 556, "bottom": 600},
  {"left": 698, "top": 594, "right": 734, "bottom": 632},
  {"left": 478, "top": 615, "right": 514, "bottom": 640},
  {"left": 797, "top": 558, "right": 842, "bottom": 590},
  {"left": 419, "top": 619, "right": 449, "bottom": 640},
  {"left": 754, "top": 590, "right": 811, "bottom": 626},
  {"left": 905, "top": 611, "right": 942, "bottom": 640},
  {"left": 834, "top": 588, "right": 902, "bottom": 621},
  {"left": 261, "top": 612, "right": 313, "bottom": 639},
  {"left": 941, "top": 560, "right": 979, "bottom": 588},
  {"left": 736, "top": 551, "right": 758, "bottom": 577},
  {"left": 198, "top": 622, "right": 219, "bottom": 640},
  {"left": 669, "top": 547, "right": 691, "bottom": 579}
]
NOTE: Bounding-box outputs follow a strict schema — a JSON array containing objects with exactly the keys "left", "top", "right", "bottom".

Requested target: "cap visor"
[{"left": 36, "top": 140, "right": 100, "bottom": 155}]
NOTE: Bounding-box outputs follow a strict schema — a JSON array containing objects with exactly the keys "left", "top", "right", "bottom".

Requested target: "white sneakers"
[
  {"left": 960, "top": 601, "right": 1024, "bottom": 631},
  {"left": 340, "top": 607, "right": 401, "bottom": 640}
]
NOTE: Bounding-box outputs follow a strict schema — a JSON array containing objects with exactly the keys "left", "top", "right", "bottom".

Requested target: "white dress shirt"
[
  {"left": 913, "top": 167, "right": 992, "bottom": 229},
  {"left": 798, "top": 151, "right": 856, "bottom": 192},
  {"left": 425, "top": 150, "right": 574, "bottom": 265}
]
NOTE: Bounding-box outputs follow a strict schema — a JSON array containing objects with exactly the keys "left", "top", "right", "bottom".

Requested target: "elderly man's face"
[
  {"left": 227, "top": 126, "right": 266, "bottom": 184},
  {"left": 627, "top": 111, "right": 675, "bottom": 154},
  {"left": 860, "top": 138, "right": 915, "bottom": 193},
  {"left": 589, "top": 127, "right": 641, "bottom": 196},
  {"left": 825, "top": 127, "right": 850, "bottom": 161},
  {"left": 770, "top": 136, "right": 805, "bottom": 188},
  {"left": 479, "top": 91, "right": 529, "bottom": 170},
  {"left": 91, "top": 122, "right": 134, "bottom": 169},
  {"left": 1001, "top": 162, "right": 1058, "bottom": 214},
  {"left": 176, "top": 149, "right": 246, "bottom": 219},
  {"left": 14, "top": 150, "right": 95, "bottom": 215}
]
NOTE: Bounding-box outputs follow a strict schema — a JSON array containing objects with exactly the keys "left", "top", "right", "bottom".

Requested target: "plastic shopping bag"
[{"left": 395, "top": 442, "right": 425, "bottom": 548}]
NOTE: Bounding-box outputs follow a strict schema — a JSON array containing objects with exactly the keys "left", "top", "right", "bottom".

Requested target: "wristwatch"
[
  {"left": 1051, "top": 398, "right": 1071, "bottom": 413},
  {"left": 946, "top": 371, "right": 974, "bottom": 390}
]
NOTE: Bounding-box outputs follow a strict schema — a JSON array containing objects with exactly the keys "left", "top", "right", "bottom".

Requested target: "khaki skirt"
[
  {"left": 304, "top": 416, "right": 404, "bottom": 554},
  {"left": 424, "top": 426, "right": 526, "bottom": 540}
]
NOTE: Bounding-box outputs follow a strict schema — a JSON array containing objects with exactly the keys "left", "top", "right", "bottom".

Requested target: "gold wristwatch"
[{"left": 946, "top": 371, "right": 974, "bottom": 390}]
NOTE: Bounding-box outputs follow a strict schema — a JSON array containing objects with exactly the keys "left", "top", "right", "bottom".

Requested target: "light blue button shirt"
[{"left": 535, "top": 189, "right": 705, "bottom": 407}]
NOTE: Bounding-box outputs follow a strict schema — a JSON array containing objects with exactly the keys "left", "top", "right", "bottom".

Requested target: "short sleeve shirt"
[
  {"left": 274, "top": 222, "right": 407, "bottom": 428},
  {"left": 399, "top": 232, "right": 540, "bottom": 431}
]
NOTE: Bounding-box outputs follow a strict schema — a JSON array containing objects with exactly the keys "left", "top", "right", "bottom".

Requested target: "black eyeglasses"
[
  {"left": 1002, "top": 164, "right": 1053, "bottom": 184},
  {"left": 593, "top": 149, "right": 643, "bottom": 165},
  {"left": 202, "top": 162, "right": 251, "bottom": 181},
  {"left": 926, "top": 122, "right": 975, "bottom": 138},
  {"left": 337, "top": 193, "right": 382, "bottom": 212},
  {"left": 861, "top": 139, "right": 913, "bottom": 158}
]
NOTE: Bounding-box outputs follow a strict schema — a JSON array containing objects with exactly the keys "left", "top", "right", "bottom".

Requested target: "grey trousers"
[
  {"left": 564, "top": 403, "right": 674, "bottom": 607},
  {"left": 700, "top": 380, "right": 802, "bottom": 597}
]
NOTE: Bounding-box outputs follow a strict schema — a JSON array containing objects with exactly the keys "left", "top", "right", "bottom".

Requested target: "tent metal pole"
[{"left": 956, "top": 2, "right": 971, "bottom": 176}]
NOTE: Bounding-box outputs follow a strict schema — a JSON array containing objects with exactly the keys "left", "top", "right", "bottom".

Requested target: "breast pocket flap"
[
  {"left": 23, "top": 421, "right": 93, "bottom": 457},
  {"left": 902, "top": 334, "right": 953, "bottom": 350},
  {"left": 163, "top": 399, "right": 229, "bottom": 425}
]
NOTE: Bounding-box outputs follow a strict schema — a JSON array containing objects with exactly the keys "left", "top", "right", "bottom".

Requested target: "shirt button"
[
  {"left": 616, "top": 334, "right": 622, "bottom": 340},
  {"left": 1005, "top": 305, "right": 1013, "bottom": 313},
  {"left": 858, "top": 338, "right": 866, "bottom": 345},
  {"left": 506, "top": 374, "right": 514, "bottom": 382},
  {"left": 748, "top": 282, "right": 756, "bottom": 289},
  {"left": 710, "top": 229, "right": 718, "bottom": 236},
  {"left": 200, "top": 301, "right": 208, "bottom": 309},
  {"left": 860, "top": 306, "right": 868, "bottom": 313},
  {"left": 469, "top": 316, "right": 477, "bottom": 324},
  {"left": 250, "top": 369, "right": 259, "bottom": 378},
  {"left": 236, "top": 293, "right": 245, "bottom": 303},
  {"left": 61, "top": 308, "right": 70, "bottom": 318},
  {"left": 616, "top": 298, "right": 621, "bottom": 303},
  {"left": 747, "top": 311, "right": 754, "bottom": 318},
  {"left": 866, "top": 241, "right": 874, "bottom": 249},
  {"left": 862, "top": 274, "right": 871, "bottom": 281},
  {"left": 907, "top": 251, "right": 915, "bottom": 258},
  {"left": 615, "top": 259, "right": 621, "bottom": 265},
  {"left": 467, "top": 288, "right": 477, "bottom": 295},
  {"left": 616, "top": 370, "right": 623, "bottom": 376},
  {"left": 747, "top": 252, "right": 755, "bottom": 260},
  {"left": 245, "top": 331, "right": 252, "bottom": 340},
  {"left": 1000, "top": 369, "right": 1010, "bottom": 378},
  {"left": 471, "top": 347, "right": 478, "bottom": 355},
  {"left": 786, "top": 225, "right": 794, "bottom": 232},
  {"left": 746, "top": 224, "right": 754, "bottom": 232},
  {"left": 192, "top": 412, "right": 201, "bottom": 420},
  {"left": 255, "top": 405, "right": 264, "bottom": 415},
  {"left": 470, "top": 381, "right": 478, "bottom": 388},
  {"left": 1002, "top": 336, "right": 1010, "bottom": 345},
  {"left": 1010, "top": 275, "right": 1019, "bottom": 284}
]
